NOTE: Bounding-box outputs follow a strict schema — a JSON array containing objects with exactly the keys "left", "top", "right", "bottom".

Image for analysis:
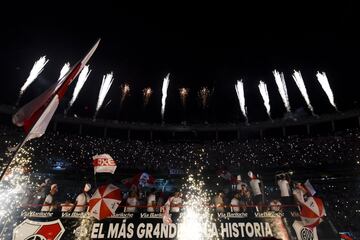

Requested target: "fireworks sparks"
[
  {"left": 0, "top": 148, "right": 32, "bottom": 239},
  {"left": 198, "top": 87, "right": 210, "bottom": 110},
  {"left": 292, "top": 70, "right": 315, "bottom": 115},
  {"left": 177, "top": 158, "right": 216, "bottom": 240},
  {"left": 67, "top": 65, "right": 91, "bottom": 112},
  {"left": 161, "top": 73, "right": 170, "bottom": 121},
  {"left": 235, "top": 80, "right": 248, "bottom": 123},
  {"left": 179, "top": 88, "right": 189, "bottom": 108},
  {"left": 17, "top": 56, "right": 49, "bottom": 105},
  {"left": 94, "top": 72, "right": 114, "bottom": 120},
  {"left": 120, "top": 83, "right": 130, "bottom": 109},
  {"left": 316, "top": 71, "right": 338, "bottom": 111},
  {"left": 142, "top": 87, "right": 153, "bottom": 107},
  {"left": 258, "top": 81, "right": 272, "bottom": 119},
  {"left": 273, "top": 70, "right": 291, "bottom": 113},
  {"left": 58, "top": 62, "right": 70, "bottom": 81}
]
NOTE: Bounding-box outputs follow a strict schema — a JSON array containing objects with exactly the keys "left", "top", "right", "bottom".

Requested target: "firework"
[
  {"left": 17, "top": 56, "right": 49, "bottom": 105},
  {"left": 120, "top": 83, "right": 130, "bottom": 109},
  {"left": 258, "top": 81, "right": 272, "bottom": 119},
  {"left": 179, "top": 88, "right": 189, "bottom": 108},
  {"left": 292, "top": 70, "right": 315, "bottom": 115},
  {"left": 198, "top": 87, "right": 210, "bottom": 110},
  {"left": 273, "top": 70, "right": 291, "bottom": 113},
  {"left": 67, "top": 65, "right": 91, "bottom": 112},
  {"left": 58, "top": 62, "right": 70, "bottom": 81},
  {"left": 94, "top": 72, "right": 114, "bottom": 119},
  {"left": 235, "top": 80, "right": 248, "bottom": 123},
  {"left": 142, "top": 87, "right": 153, "bottom": 107},
  {"left": 0, "top": 147, "right": 32, "bottom": 239},
  {"left": 161, "top": 73, "right": 170, "bottom": 121},
  {"left": 316, "top": 71, "right": 338, "bottom": 111}
]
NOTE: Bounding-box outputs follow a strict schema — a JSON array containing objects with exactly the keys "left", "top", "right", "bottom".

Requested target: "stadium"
[{"left": 0, "top": 1, "right": 358, "bottom": 239}]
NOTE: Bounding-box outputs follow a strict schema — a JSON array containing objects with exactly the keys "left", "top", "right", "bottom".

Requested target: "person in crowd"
[
  {"left": 276, "top": 173, "right": 292, "bottom": 205},
  {"left": 147, "top": 188, "right": 157, "bottom": 213},
  {"left": 156, "top": 191, "right": 165, "bottom": 213},
  {"left": 125, "top": 191, "right": 138, "bottom": 212},
  {"left": 32, "top": 178, "right": 51, "bottom": 208},
  {"left": 293, "top": 182, "right": 307, "bottom": 206},
  {"left": 239, "top": 184, "right": 252, "bottom": 213},
  {"left": 169, "top": 190, "right": 183, "bottom": 213},
  {"left": 213, "top": 191, "right": 225, "bottom": 213},
  {"left": 236, "top": 175, "right": 248, "bottom": 192},
  {"left": 230, "top": 193, "right": 241, "bottom": 213},
  {"left": 269, "top": 199, "right": 282, "bottom": 212},
  {"left": 41, "top": 184, "right": 58, "bottom": 212},
  {"left": 73, "top": 183, "right": 91, "bottom": 212},
  {"left": 248, "top": 171, "right": 263, "bottom": 212}
]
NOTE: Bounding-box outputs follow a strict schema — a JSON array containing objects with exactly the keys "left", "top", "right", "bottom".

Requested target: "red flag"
[
  {"left": 12, "top": 39, "right": 100, "bottom": 148},
  {"left": 92, "top": 154, "right": 117, "bottom": 174}
]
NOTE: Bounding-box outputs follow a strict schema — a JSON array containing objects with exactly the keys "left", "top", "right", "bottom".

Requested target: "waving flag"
[
  {"left": 12, "top": 39, "right": 100, "bottom": 149},
  {"left": 0, "top": 39, "right": 100, "bottom": 181},
  {"left": 92, "top": 154, "right": 117, "bottom": 174}
]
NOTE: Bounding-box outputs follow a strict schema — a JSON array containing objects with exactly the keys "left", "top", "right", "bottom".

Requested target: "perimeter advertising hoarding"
[{"left": 10, "top": 210, "right": 339, "bottom": 240}]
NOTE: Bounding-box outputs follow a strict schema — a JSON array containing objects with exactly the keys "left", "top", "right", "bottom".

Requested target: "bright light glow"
[
  {"left": 198, "top": 87, "right": 210, "bottom": 110},
  {"left": 258, "top": 81, "right": 271, "bottom": 119},
  {"left": 179, "top": 88, "right": 189, "bottom": 108},
  {"left": 177, "top": 167, "right": 216, "bottom": 240},
  {"left": 292, "top": 70, "right": 315, "bottom": 115},
  {"left": 120, "top": 83, "right": 130, "bottom": 109},
  {"left": 143, "top": 87, "right": 153, "bottom": 107},
  {"left": 20, "top": 56, "right": 49, "bottom": 95},
  {"left": 273, "top": 70, "right": 291, "bottom": 113},
  {"left": 58, "top": 62, "right": 70, "bottom": 81},
  {"left": 235, "top": 80, "right": 248, "bottom": 122},
  {"left": 0, "top": 148, "right": 32, "bottom": 239},
  {"left": 161, "top": 73, "right": 170, "bottom": 121},
  {"left": 68, "top": 65, "right": 91, "bottom": 109},
  {"left": 316, "top": 71, "right": 338, "bottom": 111},
  {"left": 94, "top": 72, "right": 114, "bottom": 119}
]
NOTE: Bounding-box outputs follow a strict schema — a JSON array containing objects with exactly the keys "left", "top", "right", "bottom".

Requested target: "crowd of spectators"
[{"left": 1, "top": 124, "right": 360, "bottom": 237}]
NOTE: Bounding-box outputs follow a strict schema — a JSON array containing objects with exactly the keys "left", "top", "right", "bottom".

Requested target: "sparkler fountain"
[
  {"left": 93, "top": 72, "right": 114, "bottom": 120},
  {"left": 235, "top": 80, "right": 248, "bottom": 124},
  {"left": 258, "top": 81, "right": 272, "bottom": 120},
  {"left": 316, "top": 71, "right": 338, "bottom": 111},
  {"left": 16, "top": 56, "right": 49, "bottom": 106},
  {"left": 292, "top": 70, "right": 316, "bottom": 116},
  {"left": 161, "top": 73, "right": 170, "bottom": 123}
]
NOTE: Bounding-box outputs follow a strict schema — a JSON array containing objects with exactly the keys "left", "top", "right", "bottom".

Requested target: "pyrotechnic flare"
[
  {"left": 316, "top": 71, "right": 338, "bottom": 111},
  {"left": 66, "top": 65, "right": 91, "bottom": 113},
  {"left": 16, "top": 56, "right": 49, "bottom": 106},
  {"left": 258, "top": 81, "right": 272, "bottom": 119},
  {"left": 235, "top": 80, "right": 248, "bottom": 123},
  {"left": 292, "top": 70, "right": 315, "bottom": 115},
  {"left": 58, "top": 62, "right": 70, "bottom": 81},
  {"left": 120, "top": 83, "right": 130, "bottom": 109},
  {"left": 273, "top": 70, "right": 291, "bottom": 113},
  {"left": 142, "top": 87, "right": 152, "bottom": 107},
  {"left": 198, "top": 87, "right": 210, "bottom": 109},
  {"left": 94, "top": 72, "right": 114, "bottom": 120},
  {"left": 179, "top": 88, "right": 189, "bottom": 108},
  {"left": 161, "top": 73, "right": 170, "bottom": 121}
]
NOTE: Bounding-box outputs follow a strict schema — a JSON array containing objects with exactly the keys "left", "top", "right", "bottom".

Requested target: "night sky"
[{"left": 1, "top": 1, "right": 358, "bottom": 124}]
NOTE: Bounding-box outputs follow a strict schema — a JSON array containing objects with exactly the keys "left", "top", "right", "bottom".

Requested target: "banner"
[
  {"left": 92, "top": 154, "right": 117, "bottom": 174},
  {"left": 8, "top": 210, "right": 339, "bottom": 240}
]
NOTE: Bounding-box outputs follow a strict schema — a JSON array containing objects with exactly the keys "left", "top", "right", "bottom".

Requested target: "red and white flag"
[
  {"left": 92, "top": 154, "right": 117, "bottom": 174},
  {"left": 12, "top": 39, "right": 100, "bottom": 150}
]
